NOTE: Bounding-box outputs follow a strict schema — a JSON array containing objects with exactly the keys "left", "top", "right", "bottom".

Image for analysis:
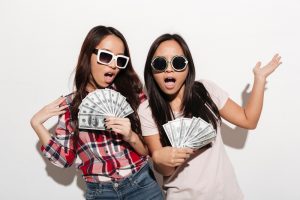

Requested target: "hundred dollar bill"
[
  {"left": 169, "top": 119, "right": 182, "bottom": 147},
  {"left": 163, "top": 122, "right": 174, "bottom": 146},
  {"left": 78, "top": 114, "right": 106, "bottom": 130}
]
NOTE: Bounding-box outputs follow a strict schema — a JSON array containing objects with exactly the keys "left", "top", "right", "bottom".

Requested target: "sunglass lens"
[
  {"left": 117, "top": 57, "right": 128, "bottom": 68},
  {"left": 172, "top": 56, "right": 187, "bottom": 71},
  {"left": 99, "top": 52, "right": 113, "bottom": 64},
  {"left": 152, "top": 57, "right": 167, "bottom": 71}
]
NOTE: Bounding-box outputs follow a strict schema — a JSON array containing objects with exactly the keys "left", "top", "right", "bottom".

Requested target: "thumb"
[
  {"left": 254, "top": 61, "right": 261, "bottom": 70},
  {"left": 253, "top": 61, "right": 261, "bottom": 74}
]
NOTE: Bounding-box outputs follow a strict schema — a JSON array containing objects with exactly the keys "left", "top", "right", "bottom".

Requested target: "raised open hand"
[{"left": 253, "top": 54, "right": 282, "bottom": 80}]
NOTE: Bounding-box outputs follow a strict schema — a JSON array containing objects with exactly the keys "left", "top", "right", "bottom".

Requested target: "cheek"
[
  {"left": 179, "top": 68, "right": 189, "bottom": 82},
  {"left": 153, "top": 73, "right": 164, "bottom": 85},
  {"left": 115, "top": 68, "right": 120, "bottom": 76},
  {"left": 91, "top": 65, "right": 103, "bottom": 77},
  {"left": 91, "top": 58, "right": 99, "bottom": 73}
]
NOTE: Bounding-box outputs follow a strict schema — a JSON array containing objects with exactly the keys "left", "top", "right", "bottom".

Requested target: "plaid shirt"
[{"left": 41, "top": 92, "right": 148, "bottom": 183}]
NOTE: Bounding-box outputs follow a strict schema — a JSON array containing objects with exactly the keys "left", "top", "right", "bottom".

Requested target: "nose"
[
  {"left": 164, "top": 61, "right": 173, "bottom": 72},
  {"left": 108, "top": 58, "right": 117, "bottom": 69}
]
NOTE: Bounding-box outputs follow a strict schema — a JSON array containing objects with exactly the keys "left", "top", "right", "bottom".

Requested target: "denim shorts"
[{"left": 85, "top": 162, "right": 164, "bottom": 200}]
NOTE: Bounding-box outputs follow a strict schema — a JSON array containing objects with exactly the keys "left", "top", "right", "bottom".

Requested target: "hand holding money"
[
  {"left": 104, "top": 117, "right": 133, "bottom": 142},
  {"left": 163, "top": 117, "right": 217, "bottom": 149},
  {"left": 78, "top": 89, "right": 134, "bottom": 131},
  {"left": 152, "top": 147, "right": 194, "bottom": 167}
]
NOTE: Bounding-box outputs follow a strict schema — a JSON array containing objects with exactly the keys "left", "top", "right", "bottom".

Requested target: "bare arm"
[
  {"left": 30, "top": 97, "right": 68, "bottom": 146},
  {"left": 144, "top": 134, "right": 193, "bottom": 176},
  {"left": 220, "top": 54, "right": 282, "bottom": 129}
]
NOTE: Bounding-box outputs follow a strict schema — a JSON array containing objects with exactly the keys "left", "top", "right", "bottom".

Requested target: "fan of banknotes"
[
  {"left": 162, "top": 117, "right": 216, "bottom": 149},
  {"left": 78, "top": 88, "right": 134, "bottom": 130}
]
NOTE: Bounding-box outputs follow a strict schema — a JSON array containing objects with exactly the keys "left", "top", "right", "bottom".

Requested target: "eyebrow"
[{"left": 100, "top": 48, "right": 125, "bottom": 56}]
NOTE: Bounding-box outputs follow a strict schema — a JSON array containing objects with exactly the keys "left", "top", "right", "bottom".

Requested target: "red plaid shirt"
[{"left": 41, "top": 92, "right": 148, "bottom": 183}]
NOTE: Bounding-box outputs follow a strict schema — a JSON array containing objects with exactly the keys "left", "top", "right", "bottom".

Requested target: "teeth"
[
  {"left": 165, "top": 77, "right": 175, "bottom": 83},
  {"left": 105, "top": 72, "right": 113, "bottom": 77}
]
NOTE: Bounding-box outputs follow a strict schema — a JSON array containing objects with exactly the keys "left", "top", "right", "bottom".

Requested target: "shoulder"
[
  {"left": 197, "top": 79, "right": 229, "bottom": 110},
  {"left": 199, "top": 79, "right": 221, "bottom": 92},
  {"left": 138, "top": 99, "right": 150, "bottom": 115},
  {"left": 137, "top": 99, "right": 159, "bottom": 136},
  {"left": 197, "top": 79, "right": 226, "bottom": 95}
]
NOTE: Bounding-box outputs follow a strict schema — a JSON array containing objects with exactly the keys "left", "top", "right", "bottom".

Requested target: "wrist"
[
  {"left": 254, "top": 74, "right": 267, "bottom": 82},
  {"left": 152, "top": 150, "right": 160, "bottom": 164},
  {"left": 126, "top": 131, "right": 136, "bottom": 144}
]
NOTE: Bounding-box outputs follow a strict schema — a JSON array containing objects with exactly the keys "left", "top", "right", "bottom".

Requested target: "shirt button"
[{"left": 114, "top": 183, "right": 119, "bottom": 188}]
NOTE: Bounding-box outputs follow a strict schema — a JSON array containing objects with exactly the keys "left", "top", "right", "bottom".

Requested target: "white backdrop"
[{"left": 1, "top": 0, "right": 299, "bottom": 199}]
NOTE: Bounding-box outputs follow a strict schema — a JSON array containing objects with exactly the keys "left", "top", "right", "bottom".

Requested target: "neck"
[
  {"left": 168, "top": 84, "right": 185, "bottom": 113},
  {"left": 86, "top": 83, "right": 97, "bottom": 92}
]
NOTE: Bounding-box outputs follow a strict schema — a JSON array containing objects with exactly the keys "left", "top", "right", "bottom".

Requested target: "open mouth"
[
  {"left": 104, "top": 72, "right": 113, "bottom": 77},
  {"left": 164, "top": 77, "right": 176, "bottom": 83},
  {"left": 103, "top": 72, "right": 115, "bottom": 85},
  {"left": 164, "top": 77, "right": 176, "bottom": 89}
]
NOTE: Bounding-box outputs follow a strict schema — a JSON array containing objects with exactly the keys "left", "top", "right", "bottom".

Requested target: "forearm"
[
  {"left": 30, "top": 120, "right": 52, "bottom": 146},
  {"left": 31, "top": 119, "right": 76, "bottom": 167},
  {"left": 127, "top": 132, "right": 149, "bottom": 156},
  {"left": 152, "top": 150, "right": 175, "bottom": 176},
  {"left": 244, "top": 76, "right": 267, "bottom": 128}
]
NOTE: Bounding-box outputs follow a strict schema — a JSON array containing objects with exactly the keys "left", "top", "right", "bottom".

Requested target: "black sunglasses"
[
  {"left": 151, "top": 56, "right": 188, "bottom": 72},
  {"left": 93, "top": 49, "right": 129, "bottom": 69}
]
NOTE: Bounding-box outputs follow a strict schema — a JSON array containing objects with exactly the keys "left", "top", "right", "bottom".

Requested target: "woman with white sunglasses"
[
  {"left": 30, "top": 25, "right": 163, "bottom": 200},
  {"left": 138, "top": 33, "right": 282, "bottom": 200}
]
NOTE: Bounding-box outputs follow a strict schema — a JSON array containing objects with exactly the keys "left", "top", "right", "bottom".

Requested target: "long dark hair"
[
  {"left": 70, "top": 25, "right": 143, "bottom": 143},
  {"left": 144, "top": 34, "right": 221, "bottom": 146}
]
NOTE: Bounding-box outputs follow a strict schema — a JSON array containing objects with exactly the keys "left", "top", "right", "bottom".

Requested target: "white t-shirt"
[{"left": 138, "top": 80, "right": 244, "bottom": 200}]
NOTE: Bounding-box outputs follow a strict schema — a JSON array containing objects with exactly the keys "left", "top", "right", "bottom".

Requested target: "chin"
[{"left": 161, "top": 88, "right": 179, "bottom": 96}]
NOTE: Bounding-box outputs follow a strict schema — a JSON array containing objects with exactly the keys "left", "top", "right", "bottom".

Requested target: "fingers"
[
  {"left": 267, "top": 54, "right": 282, "bottom": 71},
  {"left": 58, "top": 104, "right": 68, "bottom": 111},
  {"left": 272, "top": 53, "right": 279, "bottom": 61},
  {"left": 105, "top": 124, "right": 124, "bottom": 133},
  {"left": 274, "top": 54, "right": 282, "bottom": 66},
  {"left": 253, "top": 54, "right": 282, "bottom": 78},
  {"left": 52, "top": 96, "right": 66, "bottom": 106},
  {"left": 43, "top": 102, "right": 68, "bottom": 118},
  {"left": 169, "top": 148, "right": 194, "bottom": 166},
  {"left": 177, "top": 148, "right": 194, "bottom": 154},
  {"left": 105, "top": 117, "right": 130, "bottom": 126},
  {"left": 272, "top": 53, "right": 281, "bottom": 62},
  {"left": 54, "top": 104, "right": 68, "bottom": 114},
  {"left": 169, "top": 155, "right": 190, "bottom": 167},
  {"left": 271, "top": 54, "right": 282, "bottom": 65},
  {"left": 171, "top": 158, "right": 186, "bottom": 166},
  {"left": 52, "top": 110, "right": 67, "bottom": 116}
]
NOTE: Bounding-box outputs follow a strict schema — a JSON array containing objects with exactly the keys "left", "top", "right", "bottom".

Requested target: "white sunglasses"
[{"left": 93, "top": 49, "right": 129, "bottom": 69}]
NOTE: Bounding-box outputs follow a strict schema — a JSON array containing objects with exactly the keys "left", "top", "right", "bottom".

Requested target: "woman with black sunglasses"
[
  {"left": 138, "top": 34, "right": 282, "bottom": 200},
  {"left": 30, "top": 25, "right": 163, "bottom": 200}
]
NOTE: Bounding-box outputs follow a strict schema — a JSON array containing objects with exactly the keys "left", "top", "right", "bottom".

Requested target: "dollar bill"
[
  {"left": 162, "top": 117, "right": 217, "bottom": 149},
  {"left": 78, "top": 114, "right": 106, "bottom": 130},
  {"left": 163, "top": 122, "right": 174, "bottom": 146},
  {"left": 78, "top": 89, "right": 134, "bottom": 131}
]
